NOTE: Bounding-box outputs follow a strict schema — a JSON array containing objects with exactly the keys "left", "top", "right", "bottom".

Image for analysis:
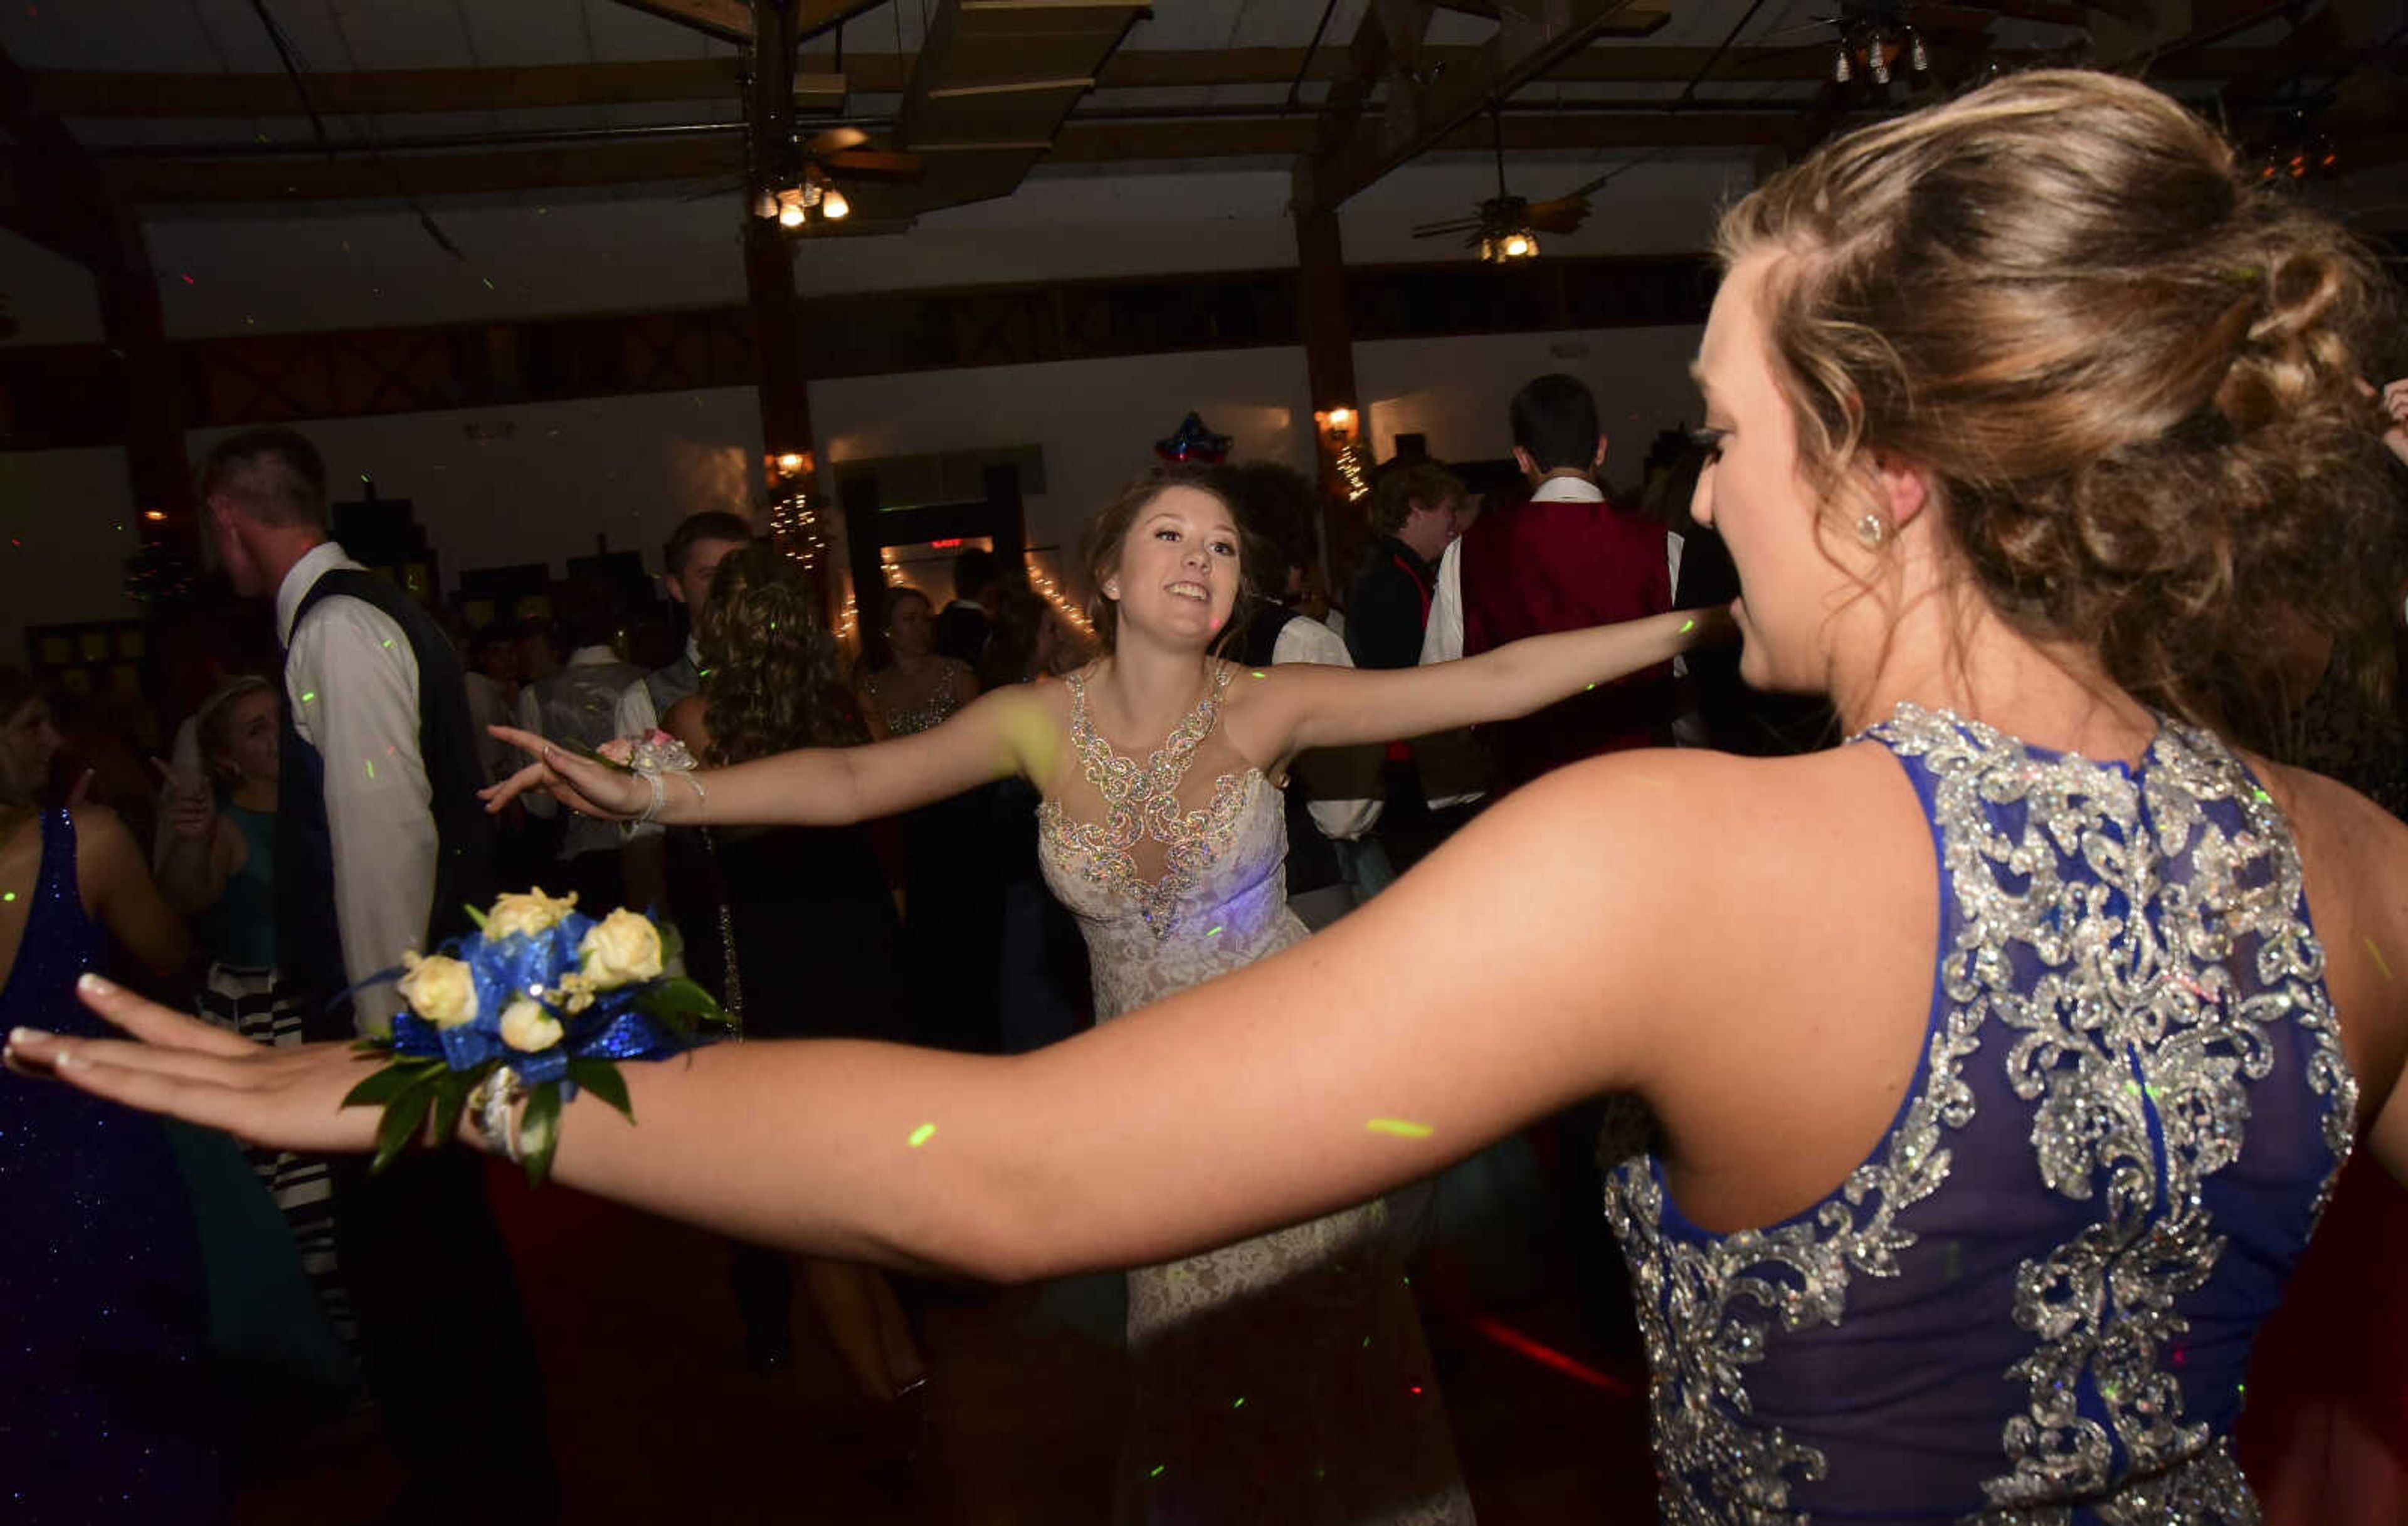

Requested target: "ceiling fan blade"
[
  {"left": 1412, "top": 218, "right": 1482, "bottom": 237},
  {"left": 1523, "top": 197, "right": 1593, "bottom": 234},
  {"left": 1904, "top": 4, "right": 1997, "bottom": 35},
  {"left": 678, "top": 176, "right": 747, "bottom": 203},
  {"left": 804, "top": 125, "right": 870, "bottom": 157},
  {"left": 822, "top": 147, "right": 924, "bottom": 180}
]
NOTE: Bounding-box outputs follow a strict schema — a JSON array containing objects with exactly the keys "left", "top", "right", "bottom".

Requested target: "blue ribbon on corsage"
[{"left": 344, "top": 897, "right": 734, "bottom": 1185}]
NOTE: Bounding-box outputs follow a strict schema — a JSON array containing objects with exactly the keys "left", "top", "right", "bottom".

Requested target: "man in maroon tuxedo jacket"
[{"left": 1418, "top": 373, "right": 1681, "bottom": 797}]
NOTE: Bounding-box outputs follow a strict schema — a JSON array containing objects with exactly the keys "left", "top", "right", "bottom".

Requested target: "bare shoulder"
[
  {"left": 663, "top": 693, "right": 710, "bottom": 754},
  {"left": 66, "top": 802, "right": 139, "bottom": 893},
  {"left": 1439, "top": 744, "right": 1923, "bottom": 1009},
  {"left": 2254, "top": 757, "right": 2408, "bottom": 1038},
  {"left": 67, "top": 801, "right": 135, "bottom": 856}
]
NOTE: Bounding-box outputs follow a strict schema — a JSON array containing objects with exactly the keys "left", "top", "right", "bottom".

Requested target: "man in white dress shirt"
[{"left": 201, "top": 428, "right": 554, "bottom": 1521}]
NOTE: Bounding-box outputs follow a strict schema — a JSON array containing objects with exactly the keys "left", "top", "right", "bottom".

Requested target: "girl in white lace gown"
[{"left": 478, "top": 466, "right": 1708, "bottom": 1520}]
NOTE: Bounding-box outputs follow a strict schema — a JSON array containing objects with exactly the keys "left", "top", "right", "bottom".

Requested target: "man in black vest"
[{"left": 201, "top": 428, "right": 556, "bottom": 1522}]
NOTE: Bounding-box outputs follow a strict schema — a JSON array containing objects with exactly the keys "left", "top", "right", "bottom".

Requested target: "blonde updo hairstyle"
[{"left": 1724, "top": 69, "right": 2400, "bottom": 746}]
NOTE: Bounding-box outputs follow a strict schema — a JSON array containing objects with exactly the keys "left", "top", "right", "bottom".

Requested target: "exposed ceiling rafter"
[
  {"left": 608, "top": 0, "right": 890, "bottom": 45},
  {"left": 1302, "top": 0, "right": 1654, "bottom": 214}
]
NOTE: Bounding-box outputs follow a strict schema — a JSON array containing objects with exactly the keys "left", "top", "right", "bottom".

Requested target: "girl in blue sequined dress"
[
  {"left": 0, "top": 668, "right": 228, "bottom": 1522},
  {"left": 24, "top": 71, "right": 2408, "bottom": 1525}
]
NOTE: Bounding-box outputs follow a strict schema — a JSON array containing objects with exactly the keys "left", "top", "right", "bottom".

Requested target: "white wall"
[
  {"left": 813, "top": 344, "right": 1314, "bottom": 563},
  {"left": 1356, "top": 324, "right": 1705, "bottom": 487},
  {"left": 1, "top": 228, "right": 106, "bottom": 347},
  {"left": 186, "top": 388, "right": 765, "bottom": 583},
  {"left": 0, "top": 446, "right": 142, "bottom": 668}
]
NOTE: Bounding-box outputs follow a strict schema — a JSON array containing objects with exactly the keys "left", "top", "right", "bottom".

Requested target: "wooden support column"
[
  {"left": 97, "top": 209, "right": 195, "bottom": 557},
  {"left": 1294, "top": 198, "right": 1366, "bottom": 584},
  {"left": 3, "top": 45, "right": 193, "bottom": 558},
  {"left": 742, "top": 0, "right": 833, "bottom": 608}
]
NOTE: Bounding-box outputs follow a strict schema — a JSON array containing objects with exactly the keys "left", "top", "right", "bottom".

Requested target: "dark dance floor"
[{"left": 234, "top": 1160, "right": 1661, "bottom": 1524}]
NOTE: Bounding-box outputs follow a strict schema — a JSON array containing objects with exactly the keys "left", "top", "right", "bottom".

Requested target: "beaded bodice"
[
  {"left": 863, "top": 660, "right": 968, "bottom": 737},
  {"left": 1603, "top": 703, "right": 2356, "bottom": 1524},
  {"left": 1036, "top": 662, "right": 1301, "bottom": 1019}
]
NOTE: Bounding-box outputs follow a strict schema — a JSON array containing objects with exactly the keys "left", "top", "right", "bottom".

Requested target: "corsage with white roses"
[{"left": 346, "top": 888, "right": 736, "bottom": 1184}]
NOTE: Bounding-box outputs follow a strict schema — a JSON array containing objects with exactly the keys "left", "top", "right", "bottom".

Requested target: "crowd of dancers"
[{"left": 8, "top": 68, "right": 2408, "bottom": 1526}]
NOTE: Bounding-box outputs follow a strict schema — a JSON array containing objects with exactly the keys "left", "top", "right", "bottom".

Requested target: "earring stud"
[{"left": 1854, "top": 512, "right": 1888, "bottom": 550}]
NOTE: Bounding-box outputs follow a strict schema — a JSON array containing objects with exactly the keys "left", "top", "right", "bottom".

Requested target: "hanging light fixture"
[
  {"left": 821, "top": 188, "right": 850, "bottom": 221},
  {"left": 1832, "top": 43, "right": 1852, "bottom": 83},
  {"left": 1474, "top": 107, "right": 1542, "bottom": 266},
  {"left": 1906, "top": 26, "right": 1929, "bottom": 73}
]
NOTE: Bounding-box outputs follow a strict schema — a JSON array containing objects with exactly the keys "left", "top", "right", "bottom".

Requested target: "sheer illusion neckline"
[{"left": 1038, "top": 662, "right": 1268, "bottom": 939}]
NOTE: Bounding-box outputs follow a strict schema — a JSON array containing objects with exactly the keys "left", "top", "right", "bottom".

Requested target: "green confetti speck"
[
  {"left": 1584, "top": 682, "right": 1597, "bottom": 692},
  {"left": 1206, "top": 925, "right": 1223, "bottom": 938},
  {"left": 482, "top": 278, "right": 495, "bottom": 290},
  {"left": 3, "top": 892, "right": 14, "bottom": 902},
  {"left": 1149, "top": 1465, "right": 1166, "bottom": 1480},
  {"left": 1680, "top": 619, "right": 1696, "bottom": 634},
  {"left": 907, "top": 1123, "right": 937, "bottom": 1148},
  {"left": 1250, "top": 670, "right": 1266, "bottom": 678},
  {"left": 299, "top": 691, "right": 317, "bottom": 703},
  {"left": 365, "top": 760, "right": 377, "bottom": 780},
  {"left": 1232, "top": 1396, "right": 1246, "bottom": 1409},
  {"left": 381, "top": 638, "right": 395, "bottom": 649},
  {"left": 1366, "top": 1117, "right": 1434, "bottom": 1139},
  {"left": 2369, "top": 938, "right": 2395, "bottom": 982}
]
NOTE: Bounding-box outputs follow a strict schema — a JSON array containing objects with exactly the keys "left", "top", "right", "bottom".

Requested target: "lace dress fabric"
[
  {"left": 1037, "top": 663, "right": 1474, "bottom": 1526},
  {"left": 1603, "top": 703, "right": 2356, "bottom": 1524}
]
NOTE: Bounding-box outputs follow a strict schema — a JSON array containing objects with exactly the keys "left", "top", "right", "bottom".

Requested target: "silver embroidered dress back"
[
  {"left": 1604, "top": 703, "right": 2357, "bottom": 1524},
  {"left": 1037, "top": 661, "right": 1474, "bottom": 1526}
]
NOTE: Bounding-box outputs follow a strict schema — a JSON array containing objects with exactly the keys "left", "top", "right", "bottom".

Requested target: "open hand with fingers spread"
[
  {"left": 8, "top": 974, "right": 389, "bottom": 1154},
  {"left": 480, "top": 725, "right": 652, "bottom": 821}
]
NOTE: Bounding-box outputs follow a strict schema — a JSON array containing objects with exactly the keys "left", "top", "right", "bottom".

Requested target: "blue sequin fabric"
[
  {"left": 1604, "top": 704, "right": 2355, "bottom": 1524},
  {"left": 1, "top": 809, "right": 226, "bottom": 1522}
]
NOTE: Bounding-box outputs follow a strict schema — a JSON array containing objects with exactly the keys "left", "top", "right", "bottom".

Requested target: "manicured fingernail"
[
  {"left": 77, "top": 972, "right": 115, "bottom": 996},
  {"left": 8, "top": 1026, "right": 41, "bottom": 1047}
]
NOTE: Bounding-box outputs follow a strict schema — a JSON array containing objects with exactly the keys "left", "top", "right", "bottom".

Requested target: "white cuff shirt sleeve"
[
  {"left": 286, "top": 599, "right": 433, "bottom": 1036},
  {"left": 1418, "top": 540, "right": 1465, "bottom": 666},
  {"left": 1272, "top": 616, "right": 1382, "bottom": 841}
]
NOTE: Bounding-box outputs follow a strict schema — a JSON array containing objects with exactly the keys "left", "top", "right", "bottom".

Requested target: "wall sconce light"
[
  {"left": 142, "top": 508, "right": 168, "bottom": 522},
  {"left": 1315, "top": 406, "right": 1357, "bottom": 441},
  {"left": 776, "top": 451, "right": 806, "bottom": 473},
  {"left": 821, "top": 189, "right": 850, "bottom": 221}
]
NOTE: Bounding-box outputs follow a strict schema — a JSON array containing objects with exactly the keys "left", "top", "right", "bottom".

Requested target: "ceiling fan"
[
  {"left": 1410, "top": 108, "right": 1605, "bottom": 263},
  {"left": 748, "top": 124, "right": 924, "bottom": 229}
]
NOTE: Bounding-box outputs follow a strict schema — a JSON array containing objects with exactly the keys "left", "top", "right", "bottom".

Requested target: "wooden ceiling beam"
[
  {"left": 21, "top": 44, "right": 2326, "bottom": 120},
  {"left": 607, "top": 0, "right": 916, "bottom": 45},
  {"left": 0, "top": 47, "right": 122, "bottom": 268},
  {"left": 609, "top": 0, "right": 756, "bottom": 45},
  {"left": 1304, "top": 0, "right": 1650, "bottom": 214},
  {"left": 100, "top": 109, "right": 1825, "bottom": 203}
]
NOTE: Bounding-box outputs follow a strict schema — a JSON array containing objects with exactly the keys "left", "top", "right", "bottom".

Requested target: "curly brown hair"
[
  {"left": 1079, "top": 464, "right": 1275, "bottom": 656},
  {"left": 692, "top": 544, "right": 867, "bottom": 765},
  {"left": 1724, "top": 68, "right": 2402, "bottom": 750},
  {"left": 1365, "top": 460, "right": 1465, "bottom": 540}
]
